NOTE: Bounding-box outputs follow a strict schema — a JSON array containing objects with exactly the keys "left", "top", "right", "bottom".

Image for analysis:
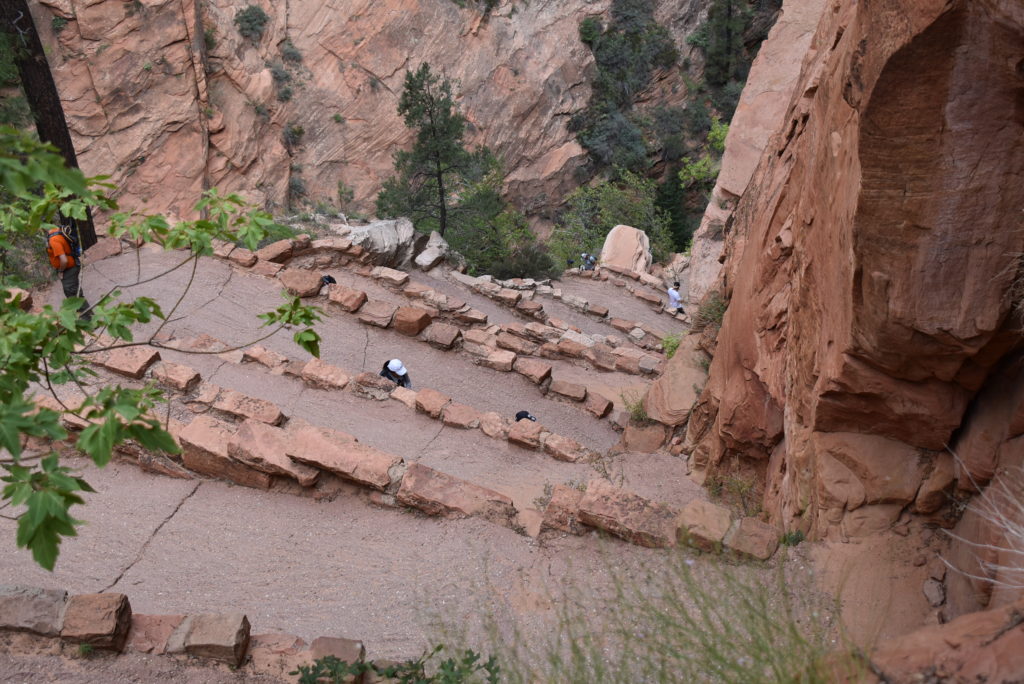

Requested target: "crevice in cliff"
[{"left": 182, "top": 0, "right": 212, "bottom": 194}]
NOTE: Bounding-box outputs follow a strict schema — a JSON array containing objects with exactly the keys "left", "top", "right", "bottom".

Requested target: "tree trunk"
[
  {"left": 436, "top": 157, "right": 447, "bottom": 236},
  {"left": 0, "top": 0, "right": 97, "bottom": 250}
]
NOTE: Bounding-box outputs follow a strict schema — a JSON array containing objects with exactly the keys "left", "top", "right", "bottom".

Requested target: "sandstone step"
[
  {"left": 227, "top": 420, "right": 320, "bottom": 487},
  {"left": 577, "top": 479, "right": 681, "bottom": 548},
  {"left": 393, "top": 306, "right": 433, "bottom": 336},
  {"left": 284, "top": 420, "right": 399, "bottom": 491},
  {"left": 178, "top": 415, "right": 272, "bottom": 490},
  {"left": 212, "top": 388, "right": 284, "bottom": 425},
  {"left": 0, "top": 585, "right": 67, "bottom": 637},
  {"left": 507, "top": 419, "right": 546, "bottom": 450},
  {"left": 678, "top": 500, "right": 733, "bottom": 552},
  {"left": 126, "top": 614, "right": 186, "bottom": 655},
  {"left": 541, "top": 484, "right": 586, "bottom": 535},
  {"left": 396, "top": 463, "right": 516, "bottom": 526},
  {"left": 327, "top": 284, "right": 367, "bottom": 312},
  {"left": 301, "top": 358, "right": 350, "bottom": 390},
  {"left": 60, "top": 593, "right": 132, "bottom": 651},
  {"left": 151, "top": 361, "right": 201, "bottom": 392},
  {"left": 357, "top": 300, "right": 398, "bottom": 328},
  {"left": 256, "top": 239, "right": 293, "bottom": 263},
  {"left": 168, "top": 613, "right": 251, "bottom": 667},
  {"left": 442, "top": 402, "right": 481, "bottom": 429},
  {"left": 91, "top": 346, "right": 161, "bottom": 379},
  {"left": 242, "top": 345, "right": 289, "bottom": 370},
  {"left": 723, "top": 517, "right": 779, "bottom": 560}
]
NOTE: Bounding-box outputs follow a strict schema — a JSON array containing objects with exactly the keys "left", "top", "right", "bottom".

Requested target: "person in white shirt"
[{"left": 667, "top": 282, "right": 683, "bottom": 314}]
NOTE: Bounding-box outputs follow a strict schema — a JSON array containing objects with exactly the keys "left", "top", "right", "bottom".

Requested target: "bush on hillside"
[
  {"left": 234, "top": 5, "right": 269, "bottom": 41},
  {"left": 548, "top": 169, "right": 675, "bottom": 267},
  {"left": 573, "top": 0, "right": 679, "bottom": 172},
  {"left": 695, "top": 290, "right": 728, "bottom": 329}
]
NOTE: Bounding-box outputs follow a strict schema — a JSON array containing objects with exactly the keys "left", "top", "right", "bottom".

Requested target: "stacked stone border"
[
  {"left": 205, "top": 234, "right": 669, "bottom": 378},
  {"left": 32, "top": 337, "right": 777, "bottom": 557},
  {"left": 0, "top": 584, "right": 368, "bottom": 678},
  {"left": 196, "top": 237, "right": 663, "bottom": 429},
  {"left": 561, "top": 265, "right": 690, "bottom": 324},
  {"left": 447, "top": 269, "right": 676, "bottom": 353},
  {"left": 29, "top": 336, "right": 604, "bottom": 537}
]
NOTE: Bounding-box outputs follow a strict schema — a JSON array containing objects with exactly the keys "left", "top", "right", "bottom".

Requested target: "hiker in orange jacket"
[{"left": 45, "top": 225, "right": 92, "bottom": 320}]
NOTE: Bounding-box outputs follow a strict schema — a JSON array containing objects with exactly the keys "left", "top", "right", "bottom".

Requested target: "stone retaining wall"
[
  {"left": 0, "top": 584, "right": 366, "bottom": 678},
  {"left": 36, "top": 339, "right": 765, "bottom": 556}
]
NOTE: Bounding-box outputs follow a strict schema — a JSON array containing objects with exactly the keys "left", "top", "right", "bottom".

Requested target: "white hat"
[{"left": 387, "top": 359, "right": 407, "bottom": 375}]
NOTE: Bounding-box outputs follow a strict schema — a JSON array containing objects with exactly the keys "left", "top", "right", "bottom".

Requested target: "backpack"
[{"left": 50, "top": 217, "right": 83, "bottom": 258}]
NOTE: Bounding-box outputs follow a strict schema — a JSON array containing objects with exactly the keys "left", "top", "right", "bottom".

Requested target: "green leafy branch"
[{"left": 0, "top": 127, "right": 323, "bottom": 571}]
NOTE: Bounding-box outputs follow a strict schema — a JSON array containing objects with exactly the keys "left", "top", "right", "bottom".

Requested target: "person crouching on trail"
[
  {"left": 45, "top": 225, "right": 91, "bottom": 321},
  {"left": 380, "top": 359, "right": 412, "bottom": 389}
]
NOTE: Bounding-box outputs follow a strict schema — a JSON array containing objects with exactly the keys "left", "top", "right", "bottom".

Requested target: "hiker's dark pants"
[{"left": 60, "top": 265, "right": 91, "bottom": 318}]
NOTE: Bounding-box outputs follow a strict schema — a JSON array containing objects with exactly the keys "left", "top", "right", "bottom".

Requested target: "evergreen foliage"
[
  {"left": 690, "top": 0, "right": 781, "bottom": 122},
  {"left": 234, "top": 5, "right": 269, "bottom": 41},
  {"left": 571, "top": 0, "right": 678, "bottom": 172},
  {"left": 280, "top": 39, "right": 302, "bottom": 64},
  {"left": 376, "top": 64, "right": 472, "bottom": 238},
  {"left": 377, "top": 64, "right": 551, "bottom": 278},
  {"left": 0, "top": 35, "right": 29, "bottom": 127}
]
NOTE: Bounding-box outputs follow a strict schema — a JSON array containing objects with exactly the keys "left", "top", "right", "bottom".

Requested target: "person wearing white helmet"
[{"left": 379, "top": 358, "right": 412, "bottom": 389}]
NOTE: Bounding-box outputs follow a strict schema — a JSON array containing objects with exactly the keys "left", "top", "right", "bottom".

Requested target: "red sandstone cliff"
[
  {"left": 685, "top": 0, "right": 1024, "bottom": 555},
  {"left": 30, "top": 0, "right": 704, "bottom": 221}
]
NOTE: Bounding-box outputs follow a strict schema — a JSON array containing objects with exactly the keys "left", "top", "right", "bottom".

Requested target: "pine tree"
[{"left": 376, "top": 64, "right": 472, "bottom": 237}]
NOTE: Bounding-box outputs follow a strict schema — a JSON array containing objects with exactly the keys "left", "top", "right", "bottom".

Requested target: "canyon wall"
[
  {"left": 686, "top": 0, "right": 1024, "bottom": 549},
  {"left": 684, "top": 0, "right": 827, "bottom": 306},
  {"left": 30, "top": 0, "right": 704, "bottom": 222}
]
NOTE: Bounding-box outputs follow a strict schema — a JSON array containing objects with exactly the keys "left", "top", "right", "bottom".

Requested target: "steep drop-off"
[
  {"left": 30, "top": 0, "right": 704, "bottom": 221},
  {"left": 686, "top": 0, "right": 1024, "bottom": 551}
]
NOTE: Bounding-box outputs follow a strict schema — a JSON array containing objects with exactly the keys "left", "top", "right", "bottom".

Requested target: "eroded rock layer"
[
  {"left": 687, "top": 0, "right": 1024, "bottom": 545},
  {"left": 30, "top": 0, "right": 703, "bottom": 220}
]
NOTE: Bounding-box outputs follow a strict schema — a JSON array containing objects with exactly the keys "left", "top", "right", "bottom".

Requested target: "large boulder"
[
  {"left": 643, "top": 337, "right": 706, "bottom": 426},
  {"left": 414, "top": 231, "right": 449, "bottom": 270},
  {"left": 599, "top": 225, "right": 651, "bottom": 274},
  {"left": 347, "top": 218, "right": 416, "bottom": 267}
]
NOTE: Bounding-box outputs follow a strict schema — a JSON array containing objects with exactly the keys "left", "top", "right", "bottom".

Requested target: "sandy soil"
[{"left": 809, "top": 530, "right": 938, "bottom": 648}]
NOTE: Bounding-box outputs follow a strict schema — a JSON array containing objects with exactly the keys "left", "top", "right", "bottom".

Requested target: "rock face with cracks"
[
  {"left": 35, "top": 0, "right": 704, "bottom": 222},
  {"left": 685, "top": 0, "right": 1024, "bottom": 547}
]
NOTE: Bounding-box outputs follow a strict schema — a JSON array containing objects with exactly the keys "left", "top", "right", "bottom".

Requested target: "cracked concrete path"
[
  {"left": 0, "top": 456, "right": 697, "bottom": 660},
  {"left": 100, "top": 482, "right": 201, "bottom": 592}
]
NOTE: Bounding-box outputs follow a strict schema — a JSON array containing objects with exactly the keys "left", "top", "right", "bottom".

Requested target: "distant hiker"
[
  {"left": 515, "top": 410, "right": 537, "bottom": 423},
  {"left": 380, "top": 358, "right": 412, "bottom": 389},
  {"left": 667, "top": 282, "right": 683, "bottom": 314},
  {"left": 45, "top": 222, "right": 91, "bottom": 320},
  {"left": 586, "top": 254, "right": 597, "bottom": 271},
  {"left": 579, "top": 253, "right": 588, "bottom": 272}
]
